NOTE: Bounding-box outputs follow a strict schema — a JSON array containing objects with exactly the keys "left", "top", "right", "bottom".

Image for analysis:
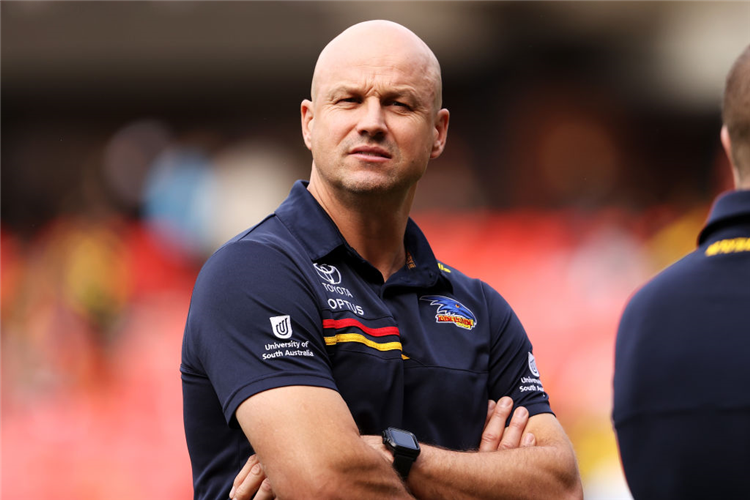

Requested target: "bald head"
[
  {"left": 311, "top": 20, "right": 443, "bottom": 112},
  {"left": 723, "top": 44, "right": 750, "bottom": 187}
]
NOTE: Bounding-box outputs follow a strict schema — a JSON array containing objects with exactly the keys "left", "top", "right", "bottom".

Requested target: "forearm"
[
  {"left": 236, "top": 386, "right": 414, "bottom": 500},
  {"left": 261, "top": 443, "right": 414, "bottom": 499},
  {"left": 407, "top": 443, "right": 582, "bottom": 500},
  {"left": 231, "top": 444, "right": 415, "bottom": 500}
]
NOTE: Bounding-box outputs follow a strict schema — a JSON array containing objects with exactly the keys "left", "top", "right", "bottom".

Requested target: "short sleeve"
[
  {"left": 484, "top": 284, "right": 553, "bottom": 418},
  {"left": 182, "top": 239, "right": 337, "bottom": 426}
]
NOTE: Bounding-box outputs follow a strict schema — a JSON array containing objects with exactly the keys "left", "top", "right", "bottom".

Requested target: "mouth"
[{"left": 349, "top": 146, "right": 392, "bottom": 160}]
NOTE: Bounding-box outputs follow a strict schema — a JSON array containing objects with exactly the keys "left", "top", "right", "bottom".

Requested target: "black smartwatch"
[{"left": 382, "top": 427, "right": 421, "bottom": 480}]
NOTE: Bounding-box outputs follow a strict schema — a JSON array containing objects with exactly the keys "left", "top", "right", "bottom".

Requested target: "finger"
[
  {"left": 232, "top": 460, "right": 266, "bottom": 500},
  {"left": 498, "top": 406, "right": 529, "bottom": 451},
  {"left": 485, "top": 400, "right": 497, "bottom": 429},
  {"left": 231, "top": 455, "right": 258, "bottom": 498},
  {"left": 252, "top": 477, "right": 276, "bottom": 500},
  {"left": 479, "top": 396, "right": 514, "bottom": 452},
  {"left": 521, "top": 432, "right": 536, "bottom": 447}
]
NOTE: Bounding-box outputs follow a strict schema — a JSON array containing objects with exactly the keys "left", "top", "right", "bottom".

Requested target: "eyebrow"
[{"left": 326, "top": 85, "right": 426, "bottom": 107}]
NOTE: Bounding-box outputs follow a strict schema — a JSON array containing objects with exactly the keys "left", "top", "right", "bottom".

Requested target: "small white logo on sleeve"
[
  {"left": 528, "top": 352, "right": 540, "bottom": 377},
  {"left": 270, "top": 315, "right": 293, "bottom": 339}
]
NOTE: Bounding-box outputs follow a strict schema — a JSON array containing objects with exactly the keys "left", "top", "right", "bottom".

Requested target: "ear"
[
  {"left": 721, "top": 125, "right": 740, "bottom": 188},
  {"left": 721, "top": 125, "right": 733, "bottom": 166},
  {"left": 301, "top": 99, "right": 314, "bottom": 151},
  {"left": 430, "top": 108, "right": 450, "bottom": 159}
]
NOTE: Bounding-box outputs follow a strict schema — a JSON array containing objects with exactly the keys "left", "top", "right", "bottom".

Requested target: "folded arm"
[
  {"left": 232, "top": 396, "right": 581, "bottom": 500},
  {"left": 234, "top": 385, "right": 413, "bottom": 500},
  {"left": 406, "top": 410, "right": 582, "bottom": 500}
]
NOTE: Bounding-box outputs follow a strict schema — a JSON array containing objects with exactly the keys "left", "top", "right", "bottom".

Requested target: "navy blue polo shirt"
[
  {"left": 182, "top": 180, "right": 552, "bottom": 500},
  {"left": 613, "top": 190, "right": 750, "bottom": 499}
]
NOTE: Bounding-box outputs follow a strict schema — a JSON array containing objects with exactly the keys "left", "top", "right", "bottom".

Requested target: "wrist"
[
  {"left": 382, "top": 427, "right": 421, "bottom": 481},
  {"left": 403, "top": 444, "right": 452, "bottom": 499}
]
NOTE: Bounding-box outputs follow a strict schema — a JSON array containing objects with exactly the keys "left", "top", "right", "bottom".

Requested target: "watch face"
[{"left": 391, "top": 429, "right": 418, "bottom": 449}]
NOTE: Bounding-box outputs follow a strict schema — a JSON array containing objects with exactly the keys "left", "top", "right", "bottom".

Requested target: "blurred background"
[{"left": 2, "top": 1, "right": 748, "bottom": 498}]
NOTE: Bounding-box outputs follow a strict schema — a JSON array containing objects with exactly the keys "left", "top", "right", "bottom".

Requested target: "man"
[
  {"left": 182, "top": 20, "right": 582, "bottom": 500},
  {"left": 613, "top": 44, "right": 750, "bottom": 499}
]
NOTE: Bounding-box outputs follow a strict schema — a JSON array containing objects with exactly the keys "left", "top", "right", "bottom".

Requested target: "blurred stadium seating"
[{"left": 2, "top": 2, "right": 748, "bottom": 498}]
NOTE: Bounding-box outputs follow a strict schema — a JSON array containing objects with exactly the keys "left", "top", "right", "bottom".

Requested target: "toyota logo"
[{"left": 314, "top": 263, "right": 342, "bottom": 285}]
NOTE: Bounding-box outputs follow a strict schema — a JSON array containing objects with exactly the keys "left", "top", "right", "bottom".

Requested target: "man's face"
[{"left": 301, "top": 33, "right": 448, "bottom": 197}]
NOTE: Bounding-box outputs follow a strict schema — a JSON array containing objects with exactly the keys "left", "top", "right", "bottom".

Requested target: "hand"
[
  {"left": 229, "top": 454, "right": 275, "bottom": 500},
  {"left": 479, "top": 397, "right": 536, "bottom": 452}
]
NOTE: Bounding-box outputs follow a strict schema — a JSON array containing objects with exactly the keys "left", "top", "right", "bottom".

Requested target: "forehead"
[
  {"left": 325, "top": 60, "right": 432, "bottom": 94},
  {"left": 314, "top": 40, "right": 438, "bottom": 101}
]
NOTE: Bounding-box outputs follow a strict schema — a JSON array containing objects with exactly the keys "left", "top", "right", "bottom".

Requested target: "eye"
[
  {"left": 389, "top": 100, "right": 412, "bottom": 111},
  {"left": 336, "top": 97, "right": 360, "bottom": 105}
]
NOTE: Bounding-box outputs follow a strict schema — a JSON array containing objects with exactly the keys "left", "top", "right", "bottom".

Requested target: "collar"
[
  {"left": 274, "top": 180, "right": 346, "bottom": 261},
  {"left": 274, "top": 180, "right": 445, "bottom": 289},
  {"left": 698, "top": 189, "right": 750, "bottom": 245}
]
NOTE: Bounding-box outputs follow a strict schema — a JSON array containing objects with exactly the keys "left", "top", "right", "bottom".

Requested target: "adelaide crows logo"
[{"left": 420, "top": 295, "right": 477, "bottom": 330}]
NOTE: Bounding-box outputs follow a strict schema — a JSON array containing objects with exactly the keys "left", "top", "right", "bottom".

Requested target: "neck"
[{"left": 308, "top": 175, "right": 415, "bottom": 282}]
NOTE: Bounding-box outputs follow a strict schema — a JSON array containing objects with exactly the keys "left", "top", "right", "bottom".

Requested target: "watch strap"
[{"left": 392, "top": 452, "right": 415, "bottom": 480}]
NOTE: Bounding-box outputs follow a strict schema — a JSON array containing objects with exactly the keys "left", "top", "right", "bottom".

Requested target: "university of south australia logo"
[
  {"left": 420, "top": 295, "right": 477, "bottom": 330},
  {"left": 314, "top": 263, "right": 342, "bottom": 285},
  {"left": 270, "top": 315, "right": 293, "bottom": 339},
  {"left": 528, "top": 352, "right": 540, "bottom": 377}
]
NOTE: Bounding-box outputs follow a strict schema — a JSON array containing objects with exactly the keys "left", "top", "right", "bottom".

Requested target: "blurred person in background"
[
  {"left": 613, "top": 44, "right": 750, "bottom": 499},
  {"left": 182, "top": 20, "right": 582, "bottom": 500}
]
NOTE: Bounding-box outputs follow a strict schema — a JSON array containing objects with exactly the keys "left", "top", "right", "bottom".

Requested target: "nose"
[{"left": 355, "top": 98, "right": 387, "bottom": 137}]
